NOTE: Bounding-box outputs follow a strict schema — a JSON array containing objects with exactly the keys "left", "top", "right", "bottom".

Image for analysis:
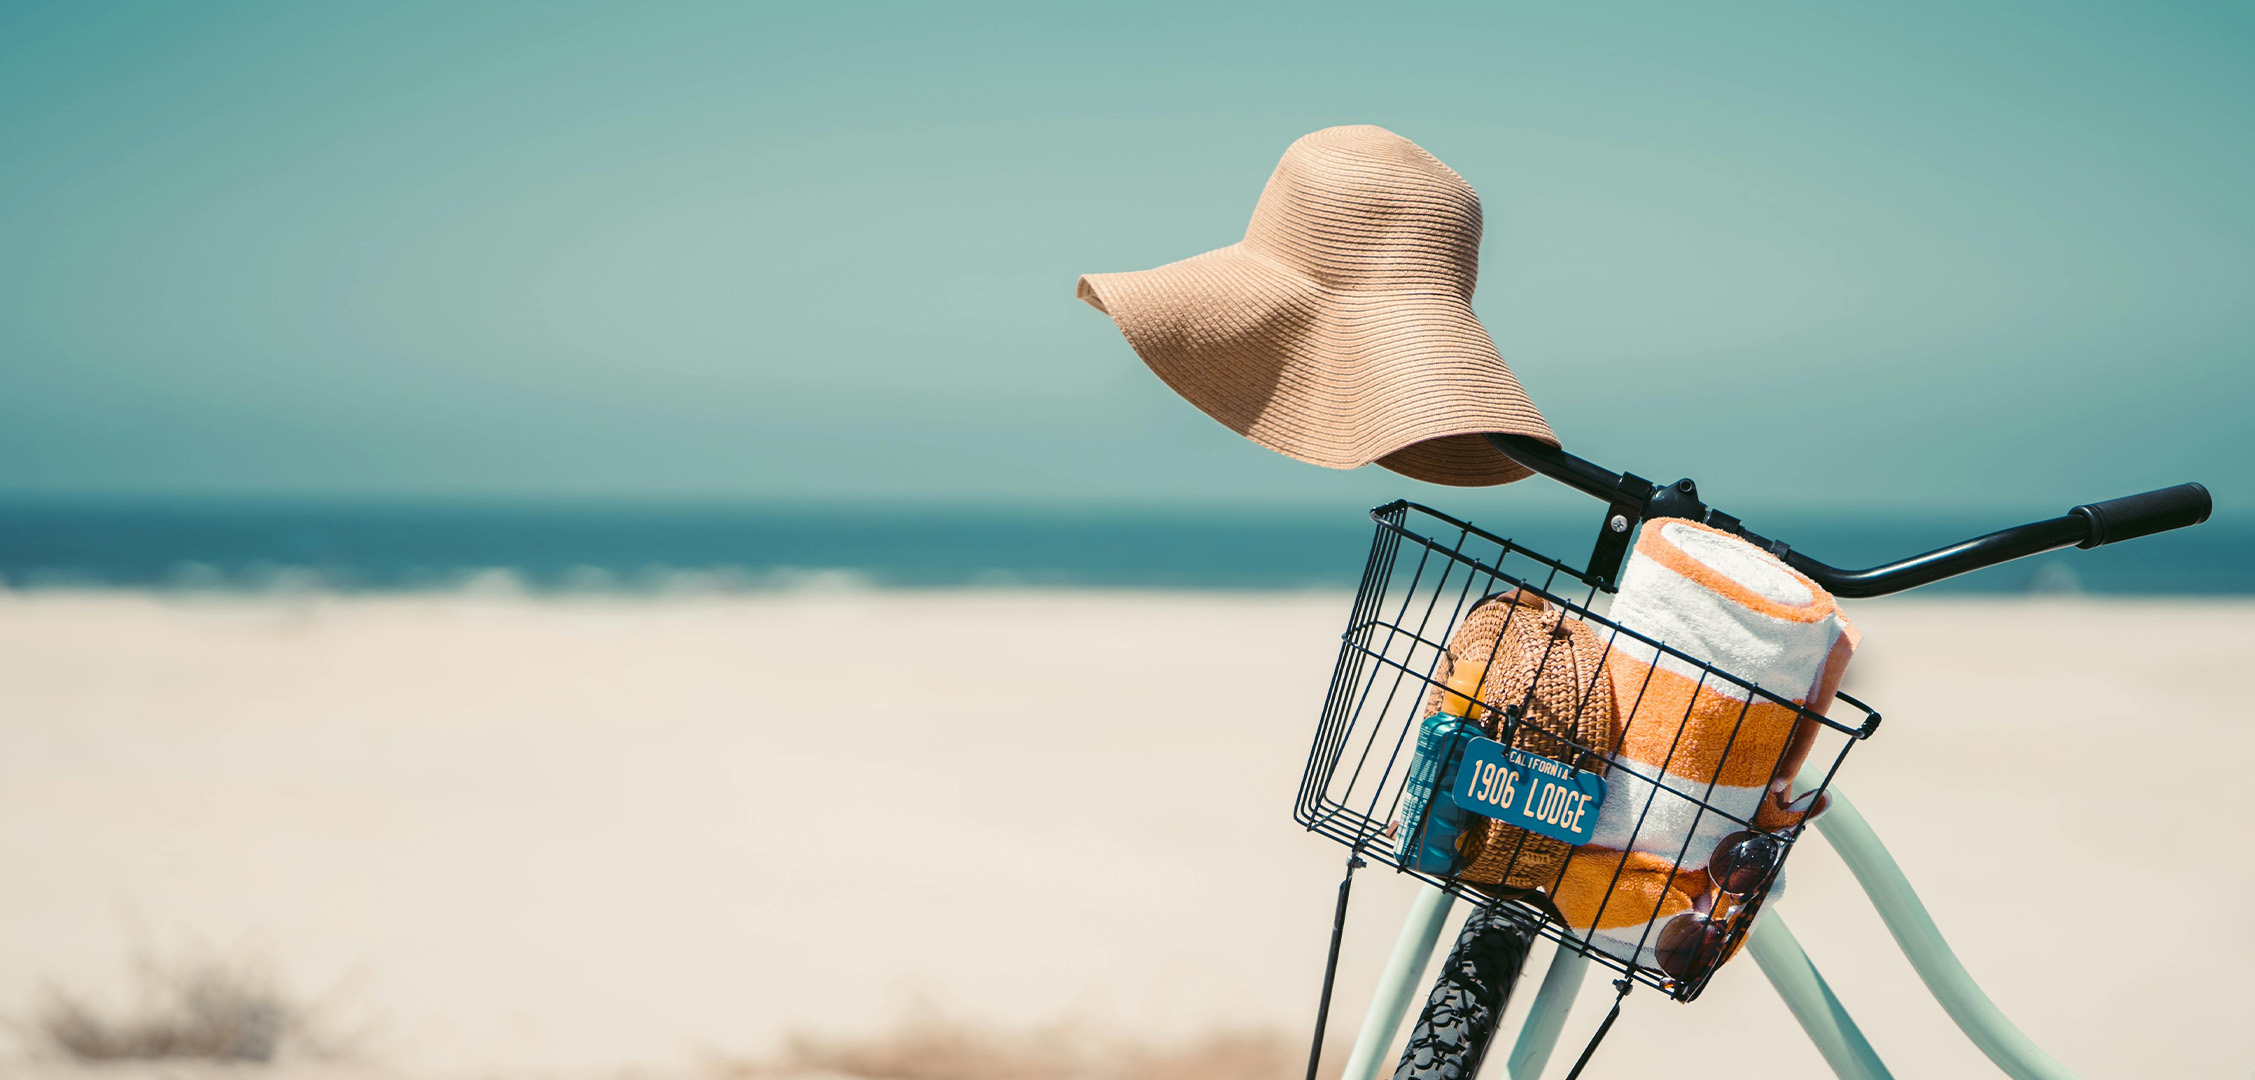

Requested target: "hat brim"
[{"left": 1079, "top": 244, "right": 1556, "bottom": 487}]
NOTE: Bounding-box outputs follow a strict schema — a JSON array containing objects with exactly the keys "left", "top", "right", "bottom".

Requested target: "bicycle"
[{"left": 1295, "top": 432, "right": 2212, "bottom": 1080}]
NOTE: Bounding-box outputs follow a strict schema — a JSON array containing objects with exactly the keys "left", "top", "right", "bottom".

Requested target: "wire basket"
[{"left": 1296, "top": 501, "right": 1880, "bottom": 1001}]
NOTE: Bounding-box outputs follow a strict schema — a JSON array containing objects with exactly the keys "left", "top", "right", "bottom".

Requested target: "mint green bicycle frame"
[
  {"left": 1336, "top": 763, "right": 2078, "bottom": 1080},
  {"left": 1312, "top": 444, "right": 2209, "bottom": 1079}
]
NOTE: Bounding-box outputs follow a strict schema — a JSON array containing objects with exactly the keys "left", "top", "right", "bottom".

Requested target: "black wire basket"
[{"left": 1296, "top": 501, "right": 1880, "bottom": 1002}]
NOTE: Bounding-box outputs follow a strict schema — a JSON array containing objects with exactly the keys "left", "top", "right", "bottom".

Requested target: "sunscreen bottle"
[{"left": 1395, "top": 659, "right": 1489, "bottom": 873}]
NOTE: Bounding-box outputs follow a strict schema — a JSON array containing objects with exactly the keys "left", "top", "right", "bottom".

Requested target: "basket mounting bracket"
[{"left": 1491, "top": 435, "right": 1809, "bottom": 592}]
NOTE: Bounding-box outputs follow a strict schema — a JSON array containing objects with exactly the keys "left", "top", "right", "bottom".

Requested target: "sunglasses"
[{"left": 1653, "top": 829, "right": 1784, "bottom": 980}]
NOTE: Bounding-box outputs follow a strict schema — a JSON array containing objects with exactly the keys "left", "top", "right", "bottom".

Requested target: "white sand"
[{"left": 0, "top": 589, "right": 2247, "bottom": 1078}]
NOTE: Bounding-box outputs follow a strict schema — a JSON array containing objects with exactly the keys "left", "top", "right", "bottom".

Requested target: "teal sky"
[{"left": 2, "top": 1, "right": 2249, "bottom": 516}]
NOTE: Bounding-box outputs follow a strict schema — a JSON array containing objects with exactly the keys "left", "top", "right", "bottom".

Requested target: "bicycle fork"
[{"left": 1314, "top": 778, "right": 2079, "bottom": 1080}]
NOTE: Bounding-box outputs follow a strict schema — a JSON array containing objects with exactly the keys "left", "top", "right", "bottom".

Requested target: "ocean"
[{"left": 0, "top": 498, "right": 2245, "bottom": 595}]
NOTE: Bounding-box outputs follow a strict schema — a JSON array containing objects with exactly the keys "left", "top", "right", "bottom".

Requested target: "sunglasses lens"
[
  {"left": 1708, "top": 830, "right": 1782, "bottom": 895},
  {"left": 1655, "top": 912, "right": 1727, "bottom": 980}
]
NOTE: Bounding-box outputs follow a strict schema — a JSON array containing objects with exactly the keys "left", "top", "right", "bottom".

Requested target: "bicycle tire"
[{"left": 1391, "top": 904, "right": 1536, "bottom": 1080}]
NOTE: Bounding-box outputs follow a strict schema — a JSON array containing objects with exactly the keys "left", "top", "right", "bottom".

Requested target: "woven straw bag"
[{"left": 1421, "top": 590, "right": 1619, "bottom": 891}]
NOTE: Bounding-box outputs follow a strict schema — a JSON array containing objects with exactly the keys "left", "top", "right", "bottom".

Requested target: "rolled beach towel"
[{"left": 1551, "top": 518, "right": 1858, "bottom": 969}]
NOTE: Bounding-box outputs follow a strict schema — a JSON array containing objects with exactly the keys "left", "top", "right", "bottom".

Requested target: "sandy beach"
[{"left": 0, "top": 588, "right": 2247, "bottom": 1079}]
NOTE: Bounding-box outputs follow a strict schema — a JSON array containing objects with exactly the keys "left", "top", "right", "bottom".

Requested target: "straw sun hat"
[{"left": 1077, "top": 125, "right": 1556, "bottom": 486}]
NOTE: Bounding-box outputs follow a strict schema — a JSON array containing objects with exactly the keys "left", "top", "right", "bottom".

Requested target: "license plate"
[{"left": 1449, "top": 737, "right": 1608, "bottom": 846}]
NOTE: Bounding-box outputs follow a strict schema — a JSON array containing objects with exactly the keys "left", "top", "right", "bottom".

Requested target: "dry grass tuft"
[
  {"left": 32, "top": 951, "right": 302, "bottom": 1064},
  {"left": 732, "top": 1015, "right": 1335, "bottom": 1080}
]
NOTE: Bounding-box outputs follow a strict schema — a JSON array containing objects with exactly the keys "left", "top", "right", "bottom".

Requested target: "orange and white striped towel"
[{"left": 1551, "top": 518, "right": 1857, "bottom": 969}]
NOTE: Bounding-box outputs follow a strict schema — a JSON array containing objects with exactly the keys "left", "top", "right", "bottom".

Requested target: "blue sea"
[{"left": 0, "top": 498, "right": 2246, "bottom": 595}]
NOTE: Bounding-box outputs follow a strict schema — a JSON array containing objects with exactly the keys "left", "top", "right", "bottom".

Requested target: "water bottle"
[
  {"left": 1397, "top": 712, "right": 1482, "bottom": 873},
  {"left": 1396, "top": 660, "right": 1489, "bottom": 873}
]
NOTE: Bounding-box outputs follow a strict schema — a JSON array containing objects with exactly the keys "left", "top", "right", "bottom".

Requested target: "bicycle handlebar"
[
  {"left": 1485, "top": 434, "right": 2211, "bottom": 597},
  {"left": 2072, "top": 482, "right": 2212, "bottom": 548},
  {"left": 1782, "top": 515, "right": 2089, "bottom": 598}
]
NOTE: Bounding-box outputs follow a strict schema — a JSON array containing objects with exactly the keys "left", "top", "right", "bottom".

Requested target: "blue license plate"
[{"left": 1449, "top": 737, "right": 1608, "bottom": 846}]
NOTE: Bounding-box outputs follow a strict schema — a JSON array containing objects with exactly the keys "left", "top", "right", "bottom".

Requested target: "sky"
[{"left": 2, "top": 1, "right": 2249, "bottom": 517}]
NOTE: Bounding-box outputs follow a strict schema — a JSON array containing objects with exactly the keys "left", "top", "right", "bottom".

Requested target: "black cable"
[
  {"left": 1304, "top": 852, "right": 1364, "bottom": 1080},
  {"left": 1562, "top": 978, "right": 1633, "bottom": 1080}
]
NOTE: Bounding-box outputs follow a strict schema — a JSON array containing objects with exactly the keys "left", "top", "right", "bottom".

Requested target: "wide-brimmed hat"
[{"left": 1077, "top": 125, "right": 1556, "bottom": 486}]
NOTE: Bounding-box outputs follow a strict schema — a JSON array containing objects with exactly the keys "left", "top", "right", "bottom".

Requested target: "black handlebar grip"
[{"left": 2072, "top": 483, "right": 2212, "bottom": 549}]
